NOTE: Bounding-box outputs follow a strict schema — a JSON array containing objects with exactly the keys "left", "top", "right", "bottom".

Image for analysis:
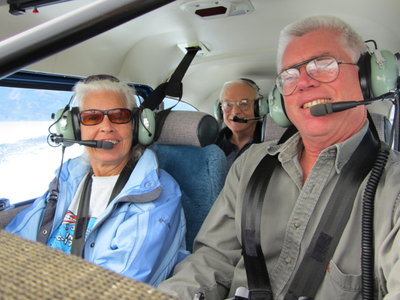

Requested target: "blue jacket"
[{"left": 5, "top": 149, "right": 187, "bottom": 286}]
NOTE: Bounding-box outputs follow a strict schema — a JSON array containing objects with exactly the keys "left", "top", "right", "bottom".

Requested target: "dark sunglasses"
[{"left": 79, "top": 108, "right": 133, "bottom": 126}]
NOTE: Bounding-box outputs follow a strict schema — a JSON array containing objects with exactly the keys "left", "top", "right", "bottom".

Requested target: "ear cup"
[
  {"left": 358, "top": 50, "right": 399, "bottom": 99},
  {"left": 54, "top": 106, "right": 80, "bottom": 146},
  {"left": 213, "top": 99, "right": 223, "bottom": 122},
  {"left": 134, "top": 108, "right": 156, "bottom": 145},
  {"left": 268, "top": 86, "right": 291, "bottom": 128},
  {"left": 256, "top": 95, "right": 269, "bottom": 118}
]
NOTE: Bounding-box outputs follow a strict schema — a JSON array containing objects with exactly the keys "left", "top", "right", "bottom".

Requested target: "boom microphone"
[
  {"left": 310, "top": 92, "right": 397, "bottom": 117},
  {"left": 51, "top": 135, "right": 114, "bottom": 150},
  {"left": 232, "top": 116, "right": 263, "bottom": 123}
]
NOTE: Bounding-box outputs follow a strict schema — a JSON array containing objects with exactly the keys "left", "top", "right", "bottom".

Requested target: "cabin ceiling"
[{"left": 0, "top": 0, "right": 399, "bottom": 114}]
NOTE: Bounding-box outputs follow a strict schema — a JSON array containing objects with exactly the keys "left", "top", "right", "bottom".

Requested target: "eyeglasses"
[
  {"left": 276, "top": 56, "right": 357, "bottom": 96},
  {"left": 79, "top": 108, "right": 133, "bottom": 126},
  {"left": 221, "top": 99, "right": 255, "bottom": 112}
]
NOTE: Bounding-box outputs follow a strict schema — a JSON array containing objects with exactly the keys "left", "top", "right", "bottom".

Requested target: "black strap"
[
  {"left": 285, "top": 130, "right": 379, "bottom": 300},
  {"left": 70, "top": 171, "right": 93, "bottom": 257},
  {"left": 70, "top": 161, "right": 135, "bottom": 257},
  {"left": 141, "top": 47, "right": 199, "bottom": 110},
  {"left": 240, "top": 126, "right": 297, "bottom": 300},
  {"left": 242, "top": 130, "right": 379, "bottom": 300},
  {"left": 37, "top": 189, "right": 58, "bottom": 244},
  {"left": 108, "top": 161, "right": 136, "bottom": 204},
  {"left": 241, "top": 154, "right": 279, "bottom": 300}
]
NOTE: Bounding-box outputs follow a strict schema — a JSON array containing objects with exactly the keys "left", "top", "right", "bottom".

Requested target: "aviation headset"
[
  {"left": 214, "top": 78, "right": 269, "bottom": 122},
  {"left": 53, "top": 76, "right": 156, "bottom": 146},
  {"left": 267, "top": 46, "right": 400, "bottom": 128}
]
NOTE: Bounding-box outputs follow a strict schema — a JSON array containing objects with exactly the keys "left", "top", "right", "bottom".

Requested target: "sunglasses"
[
  {"left": 79, "top": 108, "right": 133, "bottom": 126},
  {"left": 276, "top": 56, "right": 357, "bottom": 96}
]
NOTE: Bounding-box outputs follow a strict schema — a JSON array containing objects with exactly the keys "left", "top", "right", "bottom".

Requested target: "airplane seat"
[
  {"left": 150, "top": 110, "right": 228, "bottom": 252},
  {"left": 261, "top": 114, "right": 288, "bottom": 142}
]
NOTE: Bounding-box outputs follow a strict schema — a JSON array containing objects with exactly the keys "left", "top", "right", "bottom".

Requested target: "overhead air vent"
[{"left": 180, "top": 0, "right": 254, "bottom": 19}]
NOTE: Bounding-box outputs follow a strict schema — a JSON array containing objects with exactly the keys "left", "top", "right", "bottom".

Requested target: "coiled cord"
[{"left": 361, "top": 143, "right": 390, "bottom": 300}]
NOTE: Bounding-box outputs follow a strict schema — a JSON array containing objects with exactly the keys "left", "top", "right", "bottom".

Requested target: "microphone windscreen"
[
  {"left": 310, "top": 104, "right": 330, "bottom": 116},
  {"left": 232, "top": 116, "right": 247, "bottom": 123},
  {"left": 98, "top": 141, "right": 114, "bottom": 150}
]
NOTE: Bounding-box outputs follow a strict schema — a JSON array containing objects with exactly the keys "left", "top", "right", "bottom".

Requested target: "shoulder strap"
[
  {"left": 284, "top": 129, "right": 379, "bottom": 300},
  {"left": 70, "top": 171, "right": 93, "bottom": 257},
  {"left": 242, "top": 129, "right": 379, "bottom": 300},
  {"left": 241, "top": 154, "right": 278, "bottom": 300},
  {"left": 141, "top": 46, "right": 199, "bottom": 110},
  {"left": 108, "top": 160, "right": 136, "bottom": 204}
]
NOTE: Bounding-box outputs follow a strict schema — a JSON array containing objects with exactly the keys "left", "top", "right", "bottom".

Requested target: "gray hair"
[
  {"left": 276, "top": 15, "right": 367, "bottom": 72},
  {"left": 73, "top": 75, "right": 144, "bottom": 161},
  {"left": 73, "top": 76, "right": 137, "bottom": 110},
  {"left": 219, "top": 78, "right": 260, "bottom": 101}
]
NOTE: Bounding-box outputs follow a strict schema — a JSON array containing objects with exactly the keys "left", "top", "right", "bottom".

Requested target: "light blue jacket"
[{"left": 5, "top": 149, "right": 187, "bottom": 286}]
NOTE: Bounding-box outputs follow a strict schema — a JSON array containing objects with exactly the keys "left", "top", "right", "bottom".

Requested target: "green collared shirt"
[{"left": 159, "top": 121, "right": 400, "bottom": 300}]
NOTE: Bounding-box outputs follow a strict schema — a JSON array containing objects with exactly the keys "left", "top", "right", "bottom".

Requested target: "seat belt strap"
[
  {"left": 241, "top": 154, "right": 279, "bottom": 300},
  {"left": 108, "top": 160, "right": 136, "bottom": 205},
  {"left": 141, "top": 47, "right": 199, "bottom": 110},
  {"left": 70, "top": 161, "right": 136, "bottom": 257},
  {"left": 242, "top": 129, "right": 379, "bottom": 300},
  {"left": 284, "top": 130, "right": 379, "bottom": 300},
  {"left": 71, "top": 171, "right": 93, "bottom": 257},
  {"left": 241, "top": 126, "right": 296, "bottom": 300}
]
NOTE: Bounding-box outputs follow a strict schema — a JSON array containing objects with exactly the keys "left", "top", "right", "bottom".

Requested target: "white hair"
[
  {"left": 219, "top": 78, "right": 260, "bottom": 101},
  {"left": 276, "top": 15, "right": 367, "bottom": 72},
  {"left": 73, "top": 76, "right": 137, "bottom": 110},
  {"left": 73, "top": 75, "right": 144, "bottom": 160}
]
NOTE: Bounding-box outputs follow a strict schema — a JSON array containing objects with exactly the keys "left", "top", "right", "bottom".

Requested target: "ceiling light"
[{"left": 180, "top": 0, "right": 254, "bottom": 19}]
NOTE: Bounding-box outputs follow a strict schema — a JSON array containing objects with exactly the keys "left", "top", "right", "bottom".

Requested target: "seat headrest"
[
  {"left": 262, "top": 114, "right": 288, "bottom": 142},
  {"left": 153, "top": 110, "right": 219, "bottom": 147}
]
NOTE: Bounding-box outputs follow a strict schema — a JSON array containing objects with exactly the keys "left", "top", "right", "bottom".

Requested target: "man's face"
[
  {"left": 281, "top": 29, "right": 367, "bottom": 143},
  {"left": 221, "top": 82, "right": 257, "bottom": 133}
]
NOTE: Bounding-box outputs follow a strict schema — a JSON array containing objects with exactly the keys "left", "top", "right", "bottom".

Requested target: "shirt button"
[
  {"left": 42, "top": 229, "right": 48, "bottom": 235},
  {"left": 284, "top": 257, "right": 292, "bottom": 264},
  {"left": 293, "top": 222, "right": 301, "bottom": 229},
  {"left": 90, "top": 242, "right": 95, "bottom": 248}
]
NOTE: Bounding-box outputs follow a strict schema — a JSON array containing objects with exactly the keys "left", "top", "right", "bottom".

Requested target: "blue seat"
[{"left": 151, "top": 111, "right": 228, "bottom": 252}]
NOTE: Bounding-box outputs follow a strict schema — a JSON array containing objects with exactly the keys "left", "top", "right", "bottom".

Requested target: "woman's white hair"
[
  {"left": 276, "top": 15, "right": 367, "bottom": 72},
  {"left": 73, "top": 76, "right": 137, "bottom": 110},
  {"left": 73, "top": 75, "right": 144, "bottom": 161}
]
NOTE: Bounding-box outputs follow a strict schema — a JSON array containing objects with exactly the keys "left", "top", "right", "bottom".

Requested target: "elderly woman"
[{"left": 5, "top": 75, "right": 187, "bottom": 286}]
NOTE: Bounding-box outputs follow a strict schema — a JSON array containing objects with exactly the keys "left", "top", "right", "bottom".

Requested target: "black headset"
[
  {"left": 214, "top": 78, "right": 269, "bottom": 122},
  {"left": 52, "top": 77, "right": 156, "bottom": 146},
  {"left": 268, "top": 47, "right": 399, "bottom": 128}
]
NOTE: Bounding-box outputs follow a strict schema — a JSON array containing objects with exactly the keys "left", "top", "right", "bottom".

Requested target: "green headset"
[
  {"left": 267, "top": 47, "right": 400, "bottom": 128},
  {"left": 214, "top": 78, "right": 269, "bottom": 122},
  {"left": 53, "top": 105, "right": 156, "bottom": 146}
]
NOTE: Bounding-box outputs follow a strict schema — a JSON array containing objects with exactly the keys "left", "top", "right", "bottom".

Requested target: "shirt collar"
[{"left": 266, "top": 121, "right": 369, "bottom": 173}]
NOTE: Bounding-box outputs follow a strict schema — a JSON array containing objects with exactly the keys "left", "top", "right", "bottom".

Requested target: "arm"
[{"left": 158, "top": 160, "right": 245, "bottom": 300}]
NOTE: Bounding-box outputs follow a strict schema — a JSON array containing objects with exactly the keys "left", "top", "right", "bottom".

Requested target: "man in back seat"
[{"left": 215, "top": 78, "right": 264, "bottom": 168}]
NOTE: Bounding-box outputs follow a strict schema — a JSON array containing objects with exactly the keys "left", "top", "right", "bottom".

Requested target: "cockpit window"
[{"left": 0, "top": 86, "right": 197, "bottom": 204}]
